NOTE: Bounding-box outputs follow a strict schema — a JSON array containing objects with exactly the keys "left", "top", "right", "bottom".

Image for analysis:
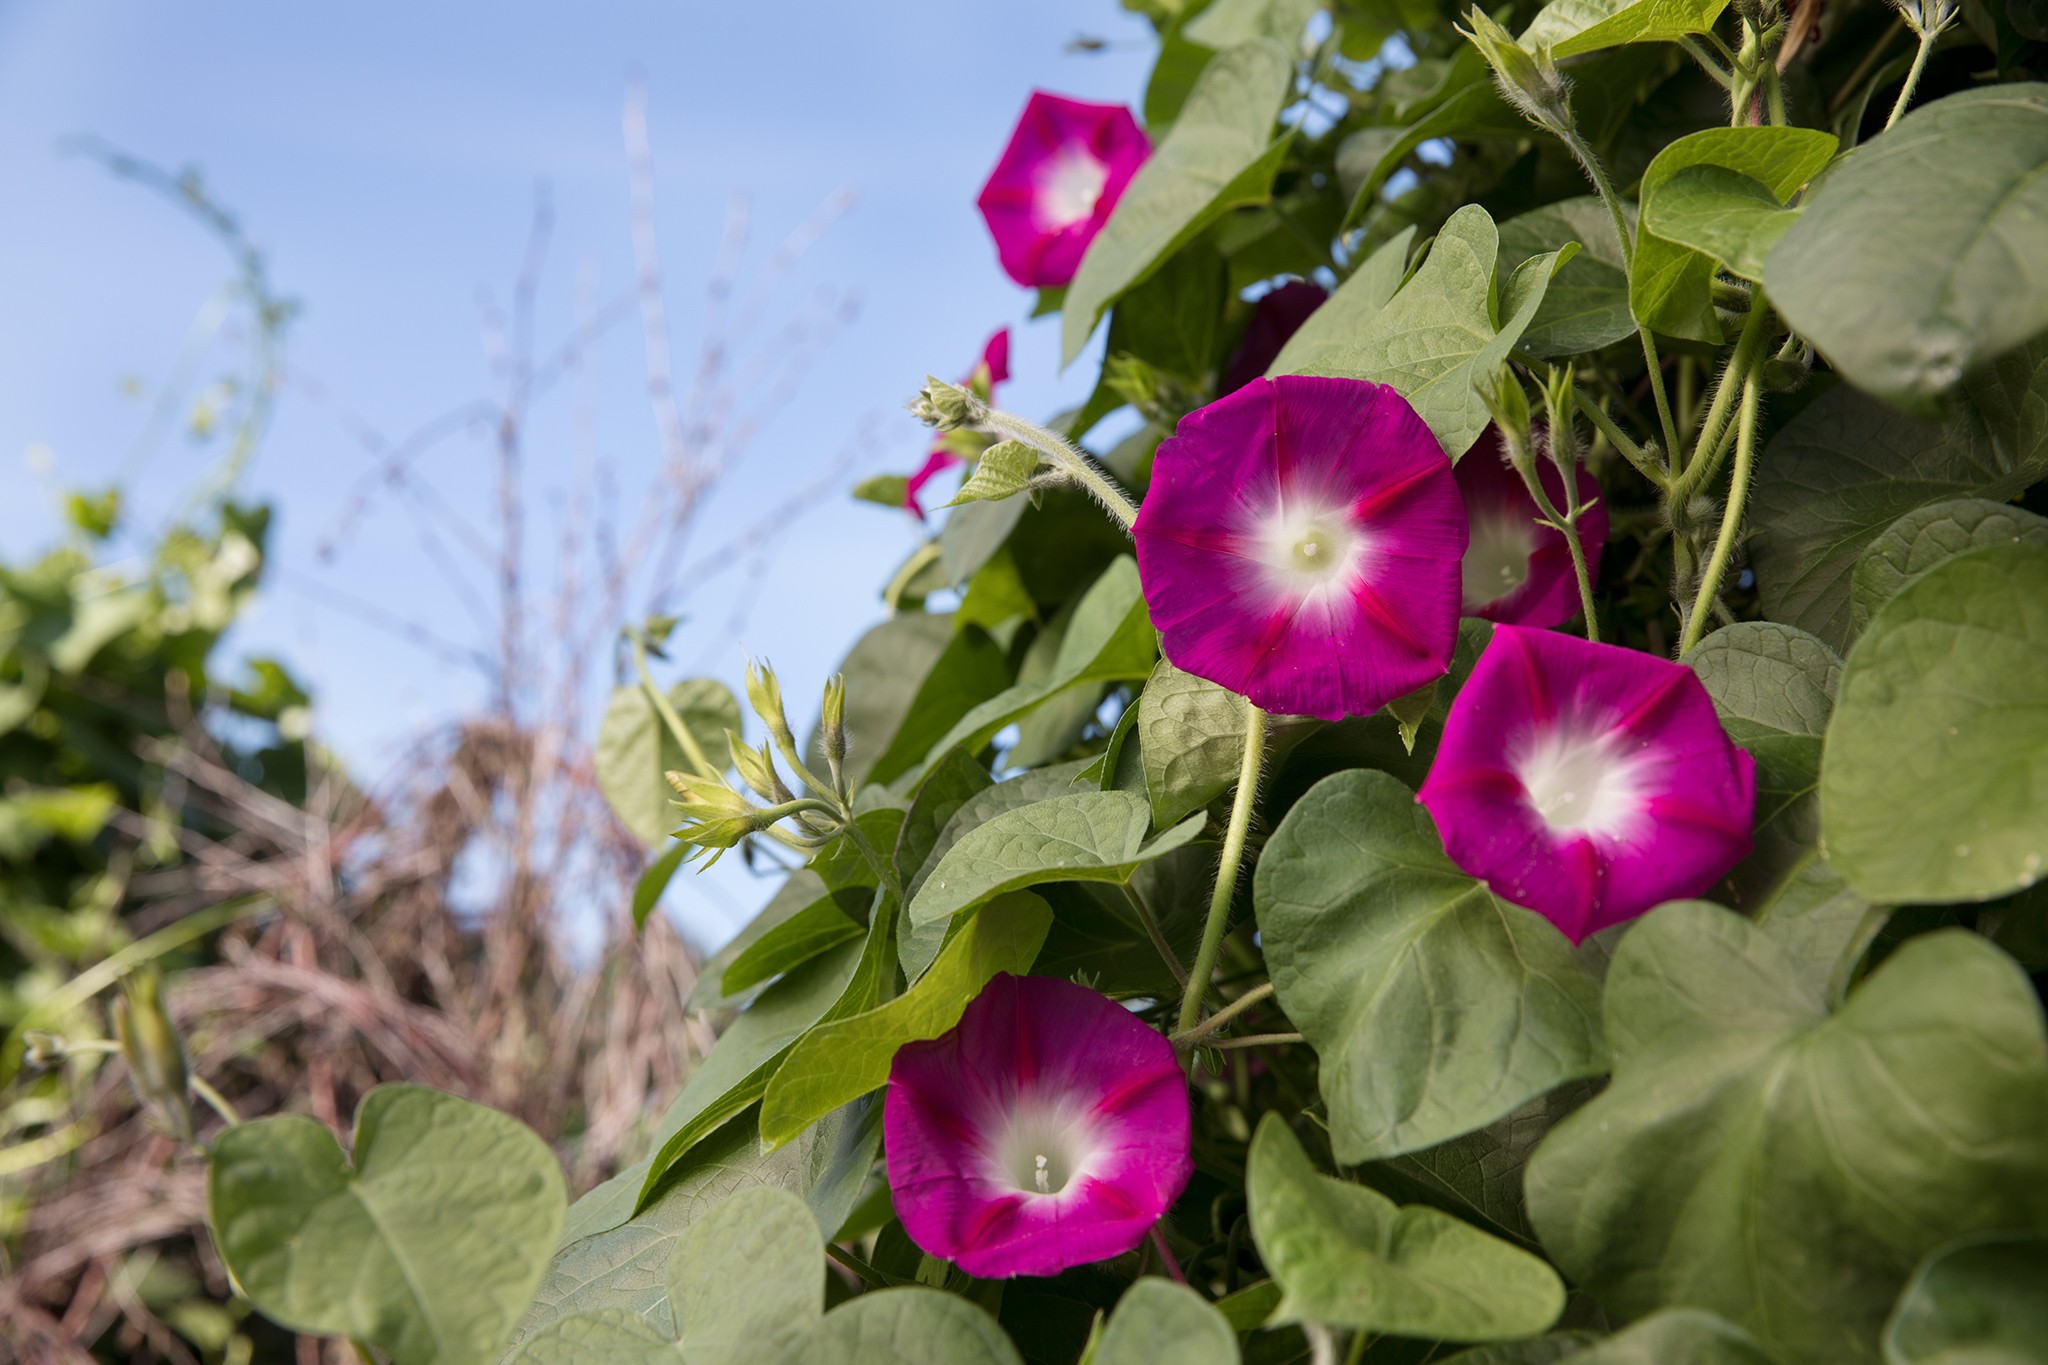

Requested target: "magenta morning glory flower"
[
  {"left": 1219, "top": 279, "right": 1327, "bottom": 396},
  {"left": 976, "top": 92, "right": 1149, "bottom": 289},
  {"left": 1455, "top": 428, "right": 1608, "bottom": 629},
  {"left": 904, "top": 328, "right": 1011, "bottom": 518},
  {"left": 1132, "top": 376, "right": 1468, "bottom": 722},
  {"left": 884, "top": 973, "right": 1191, "bottom": 1279},
  {"left": 1416, "top": 625, "right": 1756, "bottom": 943}
]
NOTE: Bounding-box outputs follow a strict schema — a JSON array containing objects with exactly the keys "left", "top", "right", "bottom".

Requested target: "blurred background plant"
[{"left": 0, "top": 100, "right": 877, "bottom": 1360}]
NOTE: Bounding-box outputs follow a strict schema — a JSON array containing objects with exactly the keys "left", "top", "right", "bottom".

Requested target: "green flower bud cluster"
[
  {"left": 1459, "top": 8, "right": 1573, "bottom": 136},
  {"left": 662, "top": 661, "right": 862, "bottom": 870}
]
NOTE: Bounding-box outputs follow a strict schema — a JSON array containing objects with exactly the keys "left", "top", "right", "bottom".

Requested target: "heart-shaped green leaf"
[
  {"left": 208, "top": 1084, "right": 566, "bottom": 1365},
  {"left": 1247, "top": 1115, "right": 1565, "bottom": 1340},
  {"left": 1255, "top": 769, "right": 1606, "bottom": 1162}
]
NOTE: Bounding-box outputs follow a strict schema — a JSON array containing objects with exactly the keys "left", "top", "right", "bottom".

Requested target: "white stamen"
[
  {"left": 1253, "top": 498, "right": 1367, "bottom": 601},
  {"left": 1034, "top": 1154, "right": 1051, "bottom": 1193},
  {"left": 988, "top": 1094, "right": 1097, "bottom": 1198},
  {"left": 1515, "top": 727, "right": 1646, "bottom": 839}
]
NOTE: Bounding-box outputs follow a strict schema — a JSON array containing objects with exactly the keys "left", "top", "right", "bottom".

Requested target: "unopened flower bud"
[
  {"left": 820, "top": 674, "right": 847, "bottom": 772},
  {"left": 745, "top": 660, "right": 796, "bottom": 751},
  {"left": 113, "top": 969, "right": 194, "bottom": 1145},
  {"left": 728, "top": 730, "right": 792, "bottom": 804},
  {"left": 1460, "top": 7, "right": 1573, "bottom": 134},
  {"left": 911, "top": 376, "right": 984, "bottom": 432},
  {"left": 1475, "top": 365, "right": 1537, "bottom": 475}
]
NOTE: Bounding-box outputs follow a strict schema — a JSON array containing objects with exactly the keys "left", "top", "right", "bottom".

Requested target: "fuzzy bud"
[
  {"left": 1460, "top": 7, "right": 1573, "bottom": 135},
  {"left": 745, "top": 659, "right": 796, "bottom": 751},
  {"left": 911, "top": 376, "right": 985, "bottom": 432},
  {"left": 1476, "top": 364, "right": 1537, "bottom": 476},
  {"left": 820, "top": 674, "right": 848, "bottom": 775},
  {"left": 728, "top": 730, "right": 793, "bottom": 804},
  {"left": 113, "top": 969, "right": 194, "bottom": 1145}
]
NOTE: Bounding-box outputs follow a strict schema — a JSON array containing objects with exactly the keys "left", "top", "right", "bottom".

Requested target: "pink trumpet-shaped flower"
[
  {"left": 905, "top": 329, "right": 1012, "bottom": 518},
  {"left": 1132, "top": 376, "right": 1468, "bottom": 722},
  {"left": 1455, "top": 429, "right": 1608, "bottom": 629},
  {"left": 1220, "top": 280, "right": 1328, "bottom": 395},
  {"left": 977, "top": 93, "right": 1149, "bottom": 289},
  {"left": 1417, "top": 625, "right": 1756, "bottom": 943},
  {"left": 884, "top": 973, "right": 1191, "bottom": 1279}
]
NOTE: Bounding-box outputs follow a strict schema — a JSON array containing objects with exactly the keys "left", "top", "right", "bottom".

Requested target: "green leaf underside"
[
  {"left": 757, "top": 891, "right": 1051, "bottom": 1147},
  {"left": 1338, "top": 86, "right": 1530, "bottom": 232},
  {"left": 1062, "top": 39, "right": 1296, "bottom": 365},
  {"left": 1767, "top": 84, "right": 2048, "bottom": 415},
  {"left": 720, "top": 899, "right": 865, "bottom": 997},
  {"left": 1497, "top": 198, "right": 1637, "bottom": 358},
  {"left": 663, "top": 1187, "right": 823, "bottom": 1363},
  {"left": 1526, "top": 902, "right": 2048, "bottom": 1365},
  {"left": 594, "top": 680, "right": 742, "bottom": 846},
  {"left": 1820, "top": 542, "right": 2048, "bottom": 904},
  {"left": 1684, "top": 622, "right": 1879, "bottom": 1002},
  {"left": 944, "top": 441, "right": 1040, "bottom": 509},
  {"left": 897, "top": 558, "right": 1157, "bottom": 790},
  {"left": 1520, "top": 0, "right": 1732, "bottom": 58},
  {"left": 1255, "top": 770, "right": 1606, "bottom": 1163},
  {"left": 906, "top": 789, "right": 1206, "bottom": 935},
  {"left": 209, "top": 1085, "right": 566, "bottom": 1365},
  {"left": 1748, "top": 336, "right": 2048, "bottom": 650},
  {"left": 1285, "top": 204, "right": 1576, "bottom": 458},
  {"left": 1267, "top": 226, "right": 1417, "bottom": 377},
  {"left": 519, "top": 1105, "right": 872, "bottom": 1345},
  {"left": 1848, "top": 497, "right": 2048, "bottom": 639},
  {"left": 1631, "top": 126, "right": 1836, "bottom": 341},
  {"left": 1882, "top": 1232, "right": 2048, "bottom": 1365},
  {"left": 1248, "top": 1115, "right": 1566, "bottom": 1339},
  {"left": 1089, "top": 1279, "right": 1239, "bottom": 1365},
  {"left": 624, "top": 940, "right": 866, "bottom": 1220}
]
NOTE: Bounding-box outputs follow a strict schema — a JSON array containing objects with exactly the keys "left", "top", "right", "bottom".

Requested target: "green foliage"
[
  {"left": 1256, "top": 770, "right": 1606, "bottom": 1161},
  {"left": 1821, "top": 542, "right": 2048, "bottom": 904},
  {"left": 1881, "top": 1232, "right": 2048, "bottom": 1365},
  {"left": 209, "top": 1085, "right": 566, "bottom": 1365},
  {"left": 1247, "top": 1115, "right": 1566, "bottom": 1340},
  {"left": 1527, "top": 903, "right": 2048, "bottom": 1364},
  {"left": 1283, "top": 204, "right": 1575, "bottom": 458},
  {"left": 1769, "top": 85, "right": 2048, "bottom": 415}
]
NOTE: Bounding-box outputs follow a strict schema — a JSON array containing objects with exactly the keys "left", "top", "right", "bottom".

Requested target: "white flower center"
[
  {"left": 1255, "top": 499, "right": 1367, "bottom": 602},
  {"left": 987, "top": 1093, "right": 1096, "bottom": 1198},
  {"left": 1515, "top": 727, "right": 1645, "bottom": 838},
  {"left": 1035, "top": 145, "right": 1110, "bottom": 230},
  {"left": 1462, "top": 508, "right": 1536, "bottom": 611}
]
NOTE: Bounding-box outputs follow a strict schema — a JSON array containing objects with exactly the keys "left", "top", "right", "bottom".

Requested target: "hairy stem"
[
  {"left": 1885, "top": 24, "right": 1941, "bottom": 130},
  {"left": 1125, "top": 886, "right": 1189, "bottom": 988},
  {"left": 1575, "top": 389, "right": 1664, "bottom": 485},
  {"left": 1681, "top": 370, "right": 1763, "bottom": 654},
  {"left": 1171, "top": 981, "right": 1275, "bottom": 1048},
  {"left": 1672, "top": 299, "right": 1771, "bottom": 506},
  {"left": 974, "top": 409, "right": 1140, "bottom": 531},
  {"left": 1178, "top": 703, "right": 1268, "bottom": 1035}
]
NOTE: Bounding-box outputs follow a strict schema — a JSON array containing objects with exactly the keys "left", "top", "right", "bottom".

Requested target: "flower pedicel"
[{"left": 884, "top": 973, "right": 1191, "bottom": 1278}]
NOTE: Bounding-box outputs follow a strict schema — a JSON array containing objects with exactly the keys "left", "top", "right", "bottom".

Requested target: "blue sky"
[{"left": 0, "top": 2, "right": 1158, "bottom": 944}]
